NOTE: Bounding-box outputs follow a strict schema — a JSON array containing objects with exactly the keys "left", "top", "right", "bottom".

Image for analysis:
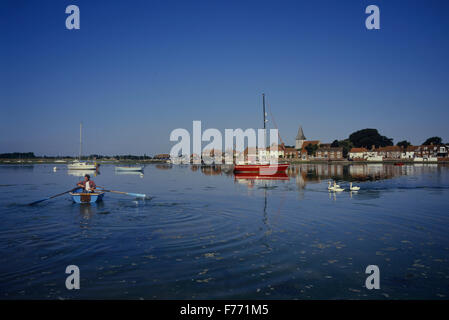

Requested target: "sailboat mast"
[
  {"left": 262, "top": 93, "right": 266, "bottom": 130},
  {"left": 262, "top": 93, "right": 267, "bottom": 149},
  {"left": 79, "top": 123, "right": 82, "bottom": 161}
]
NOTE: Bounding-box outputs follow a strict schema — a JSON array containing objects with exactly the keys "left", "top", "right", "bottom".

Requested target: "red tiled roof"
[
  {"left": 301, "top": 140, "right": 320, "bottom": 148},
  {"left": 350, "top": 148, "right": 368, "bottom": 153},
  {"left": 377, "top": 146, "right": 402, "bottom": 152}
]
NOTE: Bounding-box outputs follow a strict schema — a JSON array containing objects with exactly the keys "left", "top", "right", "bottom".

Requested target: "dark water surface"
[{"left": 0, "top": 163, "right": 448, "bottom": 299}]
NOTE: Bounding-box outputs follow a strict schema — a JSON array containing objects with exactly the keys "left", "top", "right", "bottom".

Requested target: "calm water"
[{"left": 0, "top": 163, "right": 448, "bottom": 299}]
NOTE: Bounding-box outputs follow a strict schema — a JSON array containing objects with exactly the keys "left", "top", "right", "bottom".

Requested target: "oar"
[
  {"left": 97, "top": 187, "right": 146, "bottom": 198},
  {"left": 28, "top": 187, "right": 80, "bottom": 206}
]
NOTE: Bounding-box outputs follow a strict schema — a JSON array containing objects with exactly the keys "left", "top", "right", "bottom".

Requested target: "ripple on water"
[{"left": 1, "top": 164, "right": 449, "bottom": 299}]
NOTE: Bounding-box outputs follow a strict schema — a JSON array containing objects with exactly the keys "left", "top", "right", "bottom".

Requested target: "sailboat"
[
  {"left": 233, "top": 94, "right": 289, "bottom": 174},
  {"left": 67, "top": 123, "right": 98, "bottom": 170}
]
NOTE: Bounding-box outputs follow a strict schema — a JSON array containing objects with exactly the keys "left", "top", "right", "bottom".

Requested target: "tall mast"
[
  {"left": 79, "top": 123, "right": 82, "bottom": 161},
  {"left": 262, "top": 93, "right": 267, "bottom": 149},
  {"left": 262, "top": 93, "right": 266, "bottom": 130}
]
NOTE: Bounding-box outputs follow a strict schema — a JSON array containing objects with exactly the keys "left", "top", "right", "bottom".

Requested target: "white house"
[{"left": 348, "top": 148, "right": 368, "bottom": 160}]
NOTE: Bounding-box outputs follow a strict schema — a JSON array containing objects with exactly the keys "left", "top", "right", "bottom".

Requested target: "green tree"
[
  {"left": 349, "top": 129, "right": 393, "bottom": 148},
  {"left": 330, "top": 140, "right": 339, "bottom": 147},
  {"left": 396, "top": 140, "right": 411, "bottom": 149},
  {"left": 422, "top": 136, "right": 442, "bottom": 145},
  {"left": 305, "top": 144, "right": 318, "bottom": 156},
  {"left": 336, "top": 139, "right": 354, "bottom": 158},
  {"left": 0, "top": 152, "right": 36, "bottom": 159}
]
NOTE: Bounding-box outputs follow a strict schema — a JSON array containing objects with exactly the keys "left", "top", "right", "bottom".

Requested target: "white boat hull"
[
  {"left": 115, "top": 166, "right": 144, "bottom": 172},
  {"left": 67, "top": 161, "right": 97, "bottom": 170}
]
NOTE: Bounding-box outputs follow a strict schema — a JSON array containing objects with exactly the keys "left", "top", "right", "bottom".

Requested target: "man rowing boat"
[{"left": 77, "top": 174, "right": 96, "bottom": 192}]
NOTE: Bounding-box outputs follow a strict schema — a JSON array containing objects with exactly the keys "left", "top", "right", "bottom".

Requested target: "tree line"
[
  {"left": 0, "top": 153, "right": 155, "bottom": 160},
  {"left": 330, "top": 129, "right": 445, "bottom": 158}
]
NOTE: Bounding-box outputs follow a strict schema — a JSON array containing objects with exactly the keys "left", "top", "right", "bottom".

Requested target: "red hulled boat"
[
  {"left": 234, "top": 163, "right": 289, "bottom": 174},
  {"left": 234, "top": 171, "right": 289, "bottom": 180}
]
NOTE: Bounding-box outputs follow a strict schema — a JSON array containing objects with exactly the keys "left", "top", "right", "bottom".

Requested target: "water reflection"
[
  {"left": 67, "top": 169, "right": 100, "bottom": 177},
  {"left": 155, "top": 164, "right": 172, "bottom": 170},
  {"left": 78, "top": 201, "right": 107, "bottom": 227},
  {"left": 191, "top": 163, "right": 440, "bottom": 184},
  {"left": 115, "top": 171, "right": 144, "bottom": 178},
  {"left": 286, "top": 163, "right": 449, "bottom": 186},
  {"left": 234, "top": 172, "right": 289, "bottom": 189},
  {"left": 0, "top": 164, "right": 34, "bottom": 170}
]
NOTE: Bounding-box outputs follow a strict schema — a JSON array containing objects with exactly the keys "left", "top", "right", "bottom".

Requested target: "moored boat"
[
  {"left": 67, "top": 160, "right": 98, "bottom": 170},
  {"left": 234, "top": 163, "right": 289, "bottom": 174},
  {"left": 115, "top": 166, "right": 144, "bottom": 172},
  {"left": 232, "top": 94, "right": 289, "bottom": 174},
  {"left": 70, "top": 191, "right": 105, "bottom": 203},
  {"left": 67, "top": 123, "right": 99, "bottom": 170}
]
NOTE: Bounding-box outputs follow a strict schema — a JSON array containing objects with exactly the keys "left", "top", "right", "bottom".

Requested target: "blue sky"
[{"left": 1, "top": 0, "right": 448, "bottom": 156}]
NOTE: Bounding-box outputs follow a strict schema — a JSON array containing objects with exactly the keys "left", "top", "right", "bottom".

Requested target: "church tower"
[{"left": 295, "top": 126, "right": 306, "bottom": 150}]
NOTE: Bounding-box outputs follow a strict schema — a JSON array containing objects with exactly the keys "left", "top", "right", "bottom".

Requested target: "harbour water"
[{"left": 0, "top": 163, "right": 448, "bottom": 299}]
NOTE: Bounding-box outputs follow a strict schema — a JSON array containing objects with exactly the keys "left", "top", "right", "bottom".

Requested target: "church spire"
[{"left": 296, "top": 126, "right": 306, "bottom": 140}]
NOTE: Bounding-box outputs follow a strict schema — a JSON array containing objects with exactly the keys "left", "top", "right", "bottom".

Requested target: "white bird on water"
[
  {"left": 328, "top": 181, "right": 344, "bottom": 192},
  {"left": 350, "top": 182, "right": 360, "bottom": 191}
]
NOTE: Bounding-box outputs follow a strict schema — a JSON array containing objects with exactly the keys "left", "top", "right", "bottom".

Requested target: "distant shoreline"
[
  {"left": 0, "top": 159, "right": 170, "bottom": 164},
  {"left": 1, "top": 158, "right": 449, "bottom": 165},
  {"left": 285, "top": 159, "right": 449, "bottom": 164}
]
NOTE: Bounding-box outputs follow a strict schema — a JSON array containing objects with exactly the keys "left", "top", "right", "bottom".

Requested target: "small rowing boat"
[{"left": 70, "top": 191, "right": 105, "bottom": 203}]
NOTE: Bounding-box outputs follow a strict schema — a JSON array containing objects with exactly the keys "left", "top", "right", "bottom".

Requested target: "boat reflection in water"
[
  {"left": 234, "top": 171, "right": 289, "bottom": 188},
  {"left": 115, "top": 170, "right": 144, "bottom": 178},
  {"left": 67, "top": 169, "right": 100, "bottom": 177},
  {"left": 155, "top": 164, "right": 172, "bottom": 170}
]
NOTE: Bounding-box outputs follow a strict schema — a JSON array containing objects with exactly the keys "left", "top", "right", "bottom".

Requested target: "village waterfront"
[{"left": 0, "top": 162, "right": 448, "bottom": 299}]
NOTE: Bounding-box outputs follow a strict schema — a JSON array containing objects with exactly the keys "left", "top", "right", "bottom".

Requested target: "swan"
[
  {"left": 328, "top": 181, "right": 343, "bottom": 192},
  {"left": 333, "top": 180, "right": 341, "bottom": 188},
  {"left": 350, "top": 182, "right": 360, "bottom": 191}
]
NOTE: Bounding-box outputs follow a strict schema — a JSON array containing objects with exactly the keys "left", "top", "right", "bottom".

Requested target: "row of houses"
[
  {"left": 240, "top": 142, "right": 344, "bottom": 162},
  {"left": 170, "top": 142, "right": 448, "bottom": 163},
  {"left": 348, "top": 145, "right": 449, "bottom": 161},
  {"left": 168, "top": 126, "right": 448, "bottom": 163}
]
